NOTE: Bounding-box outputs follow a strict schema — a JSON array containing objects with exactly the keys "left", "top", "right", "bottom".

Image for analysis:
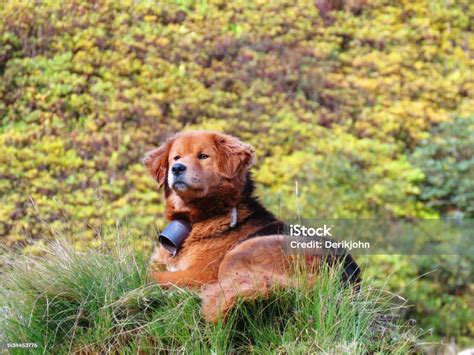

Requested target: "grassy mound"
[{"left": 0, "top": 242, "right": 419, "bottom": 353}]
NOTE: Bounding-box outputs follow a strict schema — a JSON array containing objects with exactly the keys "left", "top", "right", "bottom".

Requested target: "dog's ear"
[
  {"left": 214, "top": 133, "right": 256, "bottom": 181},
  {"left": 142, "top": 137, "right": 174, "bottom": 188}
]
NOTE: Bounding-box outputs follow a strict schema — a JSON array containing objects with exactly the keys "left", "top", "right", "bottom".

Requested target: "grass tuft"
[{"left": 1, "top": 241, "right": 420, "bottom": 353}]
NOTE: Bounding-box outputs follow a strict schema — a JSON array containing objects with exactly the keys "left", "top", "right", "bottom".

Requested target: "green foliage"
[
  {"left": 1, "top": 0, "right": 473, "bottom": 250},
  {"left": 256, "top": 127, "right": 429, "bottom": 218},
  {"left": 411, "top": 116, "right": 474, "bottom": 217},
  {"left": 0, "top": 240, "right": 418, "bottom": 353}
]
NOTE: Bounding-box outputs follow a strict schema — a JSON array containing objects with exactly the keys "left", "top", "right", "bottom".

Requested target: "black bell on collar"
[{"left": 158, "top": 220, "right": 191, "bottom": 256}]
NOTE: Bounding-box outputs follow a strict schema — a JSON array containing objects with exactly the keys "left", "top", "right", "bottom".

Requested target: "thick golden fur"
[{"left": 144, "top": 131, "right": 360, "bottom": 323}]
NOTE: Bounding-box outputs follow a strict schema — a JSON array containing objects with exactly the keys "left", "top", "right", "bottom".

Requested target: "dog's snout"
[{"left": 171, "top": 163, "right": 187, "bottom": 176}]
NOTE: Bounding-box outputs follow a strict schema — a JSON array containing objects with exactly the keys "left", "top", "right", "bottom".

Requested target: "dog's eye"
[
  {"left": 198, "top": 153, "right": 209, "bottom": 160},
  {"left": 173, "top": 155, "right": 180, "bottom": 161}
]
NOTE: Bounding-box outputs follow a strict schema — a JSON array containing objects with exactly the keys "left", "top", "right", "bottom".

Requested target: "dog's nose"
[{"left": 171, "top": 163, "right": 187, "bottom": 176}]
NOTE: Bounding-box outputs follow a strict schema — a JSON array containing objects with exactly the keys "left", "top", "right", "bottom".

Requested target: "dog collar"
[
  {"left": 158, "top": 219, "right": 191, "bottom": 257},
  {"left": 158, "top": 208, "right": 237, "bottom": 256}
]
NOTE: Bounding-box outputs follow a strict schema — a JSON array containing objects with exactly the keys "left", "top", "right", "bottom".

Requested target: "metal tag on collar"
[
  {"left": 230, "top": 207, "right": 237, "bottom": 228},
  {"left": 158, "top": 220, "right": 191, "bottom": 257}
]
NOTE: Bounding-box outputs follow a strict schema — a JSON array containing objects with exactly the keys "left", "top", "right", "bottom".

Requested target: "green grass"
[{"left": 0, "top": 241, "right": 420, "bottom": 353}]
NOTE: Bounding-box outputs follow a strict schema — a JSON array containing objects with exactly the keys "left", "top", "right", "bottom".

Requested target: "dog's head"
[{"left": 143, "top": 131, "right": 255, "bottom": 200}]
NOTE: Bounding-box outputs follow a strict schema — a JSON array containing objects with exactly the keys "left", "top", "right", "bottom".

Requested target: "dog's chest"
[
  {"left": 150, "top": 244, "right": 190, "bottom": 271},
  {"left": 153, "top": 220, "right": 247, "bottom": 272},
  {"left": 166, "top": 258, "right": 189, "bottom": 272}
]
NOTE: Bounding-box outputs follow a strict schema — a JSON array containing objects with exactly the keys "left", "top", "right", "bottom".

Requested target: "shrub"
[
  {"left": 411, "top": 116, "right": 474, "bottom": 218},
  {"left": 1, "top": 0, "right": 473, "bottom": 250}
]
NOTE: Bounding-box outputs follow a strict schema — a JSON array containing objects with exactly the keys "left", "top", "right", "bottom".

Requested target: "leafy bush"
[
  {"left": 1, "top": 0, "right": 473, "bottom": 250},
  {"left": 411, "top": 116, "right": 474, "bottom": 218}
]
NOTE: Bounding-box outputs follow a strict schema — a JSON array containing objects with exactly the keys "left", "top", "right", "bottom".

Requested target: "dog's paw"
[
  {"left": 201, "top": 298, "right": 221, "bottom": 324},
  {"left": 201, "top": 283, "right": 227, "bottom": 323}
]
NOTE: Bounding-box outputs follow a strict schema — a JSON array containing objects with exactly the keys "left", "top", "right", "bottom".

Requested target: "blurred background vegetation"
[{"left": 0, "top": 0, "right": 472, "bottom": 347}]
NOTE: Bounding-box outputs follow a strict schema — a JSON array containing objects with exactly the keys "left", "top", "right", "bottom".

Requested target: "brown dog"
[{"left": 144, "top": 131, "right": 360, "bottom": 322}]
